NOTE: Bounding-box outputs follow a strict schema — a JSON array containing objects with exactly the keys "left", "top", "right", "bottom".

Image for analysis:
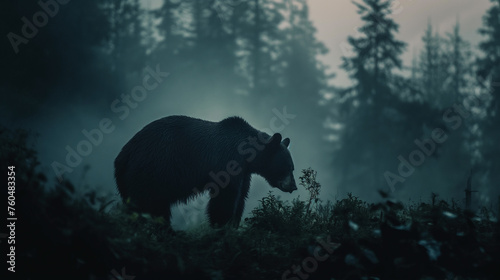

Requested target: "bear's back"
[
  {"left": 115, "top": 116, "right": 255, "bottom": 184},
  {"left": 217, "top": 116, "right": 257, "bottom": 136}
]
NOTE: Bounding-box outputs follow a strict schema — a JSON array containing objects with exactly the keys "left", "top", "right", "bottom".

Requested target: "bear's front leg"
[
  {"left": 206, "top": 179, "right": 243, "bottom": 227},
  {"left": 232, "top": 175, "right": 251, "bottom": 226}
]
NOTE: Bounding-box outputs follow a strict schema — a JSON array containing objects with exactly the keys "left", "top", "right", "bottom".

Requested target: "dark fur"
[{"left": 114, "top": 115, "right": 295, "bottom": 227}]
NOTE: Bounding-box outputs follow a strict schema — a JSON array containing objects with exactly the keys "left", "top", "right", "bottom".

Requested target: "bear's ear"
[
  {"left": 266, "top": 133, "right": 282, "bottom": 151},
  {"left": 282, "top": 138, "right": 290, "bottom": 148}
]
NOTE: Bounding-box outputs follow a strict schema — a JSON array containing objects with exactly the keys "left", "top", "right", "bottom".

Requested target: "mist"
[{"left": 2, "top": 0, "right": 499, "bottom": 230}]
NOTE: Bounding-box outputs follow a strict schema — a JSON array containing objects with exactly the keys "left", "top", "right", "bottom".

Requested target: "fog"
[
  {"left": 11, "top": 71, "right": 334, "bottom": 229},
  {"left": 2, "top": 0, "right": 499, "bottom": 229}
]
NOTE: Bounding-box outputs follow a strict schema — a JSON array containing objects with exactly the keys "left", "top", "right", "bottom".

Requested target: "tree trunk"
[{"left": 253, "top": 0, "right": 261, "bottom": 93}]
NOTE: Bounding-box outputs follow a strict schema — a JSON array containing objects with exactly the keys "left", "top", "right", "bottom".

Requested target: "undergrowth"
[{"left": 2, "top": 127, "right": 499, "bottom": 280}]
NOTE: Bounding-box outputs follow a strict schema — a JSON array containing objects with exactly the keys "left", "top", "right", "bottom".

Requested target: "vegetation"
[{"left": 4, "top": 128, "right": 498, "bottom": 279}]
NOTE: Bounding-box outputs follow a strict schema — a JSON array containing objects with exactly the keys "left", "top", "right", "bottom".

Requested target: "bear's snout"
[
  {"left": 279, "top": 174, "right": 297, "bottom": 193},
  {"left": 287, "top": 183, "right": 298, "bottom": 193}
]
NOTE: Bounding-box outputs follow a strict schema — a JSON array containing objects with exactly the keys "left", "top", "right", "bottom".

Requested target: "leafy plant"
[{"left": 299, "top": 167, "right": 322, "bottom": 217}]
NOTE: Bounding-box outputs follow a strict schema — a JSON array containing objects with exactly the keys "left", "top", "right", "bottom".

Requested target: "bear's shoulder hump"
[{"left": 219, "top": 116, "right": 249, "bottom": 127}]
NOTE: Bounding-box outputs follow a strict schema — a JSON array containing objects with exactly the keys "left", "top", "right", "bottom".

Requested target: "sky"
[{"left": 307, "top": 0, "right": 494, "bottom": 86}]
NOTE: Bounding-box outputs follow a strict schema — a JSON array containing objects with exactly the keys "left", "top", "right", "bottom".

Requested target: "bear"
[{"left": 114, "top": 115, "right": 297, "bottom": 227}]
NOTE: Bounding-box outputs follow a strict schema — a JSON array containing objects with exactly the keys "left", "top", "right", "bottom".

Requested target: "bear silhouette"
[{"left": 114, "top": 115, "right": 297, "bottom": 227}]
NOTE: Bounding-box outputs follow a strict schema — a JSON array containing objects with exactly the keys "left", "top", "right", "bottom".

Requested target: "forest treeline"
[{"left": 1, "top": 0, "right": 499, "bottom": 205}]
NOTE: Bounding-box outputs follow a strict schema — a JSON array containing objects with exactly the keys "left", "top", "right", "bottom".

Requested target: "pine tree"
[
  {"left": 418, "top": 22, "right": 448, "bottom": 106},
  {"left": 236, "top": 0, "right": 286, "bottom": 100},
  {"left": 477, "top": 0, "right": 500, "bottom": 197},
  {"left": 478, "top": 0, "right": 500, "bottom": 89},
  {"left": 336, "top": 0, "right": 407, "bottom": 193},
  {"left": 285, "top": 0, "right": 331, "bottom": 108},
  {"left": 446, "top": 22, "right": 473, "bottom": 103},
  {"left": 153, "top": 0, "right": 182, "bottom": 56},
  {"left": 104, "top": 0, "right": 147, "bottom": 76},
  {"left": 280, "top": 0, "right": 334, "bottom": 179}
]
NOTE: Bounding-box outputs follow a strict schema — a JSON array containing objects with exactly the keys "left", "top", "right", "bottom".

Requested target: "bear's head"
[{"left": 259, "top": 133, "right": 297, "bottom": 193}]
